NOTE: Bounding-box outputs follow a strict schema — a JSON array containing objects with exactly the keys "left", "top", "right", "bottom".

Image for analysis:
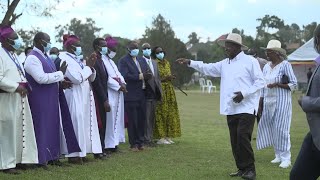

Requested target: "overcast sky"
[{"left": 3, "top": 0, "right": 319, "bottom": 47}]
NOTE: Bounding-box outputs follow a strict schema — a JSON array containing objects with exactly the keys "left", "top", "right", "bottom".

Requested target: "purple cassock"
[{"left": 26, "top": 50, "right": 80, "bottom": 164}]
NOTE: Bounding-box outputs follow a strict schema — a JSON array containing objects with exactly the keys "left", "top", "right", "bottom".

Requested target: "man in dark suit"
[
  {"left": 118, "top": 41, "right": 152, "bottom": 151},
  {"left": 291, "top": 25, "right": 320, "bottom": 180},
  {"left": 141, "top": 42, "right": 162, "bottom": 146},
  {"left": 91, "top": 38, "right": 111, "bottom": 158}
]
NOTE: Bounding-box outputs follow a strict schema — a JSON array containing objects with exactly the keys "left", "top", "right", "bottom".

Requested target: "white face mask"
[{"left": 108, "top": 51, "right": 116, "bottom": 59}]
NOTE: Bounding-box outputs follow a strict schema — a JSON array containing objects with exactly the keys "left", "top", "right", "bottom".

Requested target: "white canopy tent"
[
  {"left": 287, "top": 38, "right": 318, "bottom": 85},
  {"left": 288, "top": 38, "right": 319, "bottom": 62}
]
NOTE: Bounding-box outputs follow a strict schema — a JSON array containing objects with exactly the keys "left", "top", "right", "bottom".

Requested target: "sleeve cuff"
[
  {"left": 288, "top": 83, "right": 296, "bottom": 91},
  {"left": 139, "top": 73, "right": 144, "bottom": 80},
  {"left": 57, "top": 71, "right": 64, "bottom": 81},
  {"left": 7, "top": 82, "right": 20, "bottom": 93},
  {"left": 241, "top": 91, "right": 249, "bottom": 98},
  {"left": 188, "top": 60, "right": 195, "bottom": 68}
]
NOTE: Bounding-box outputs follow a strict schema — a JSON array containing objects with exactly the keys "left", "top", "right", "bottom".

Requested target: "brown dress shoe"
[
  {"left": 68, "top": 157, "right": 83, "bottom": 165},
  {"left": 3, "top": 169, "right": 20, "bottom": 175}
]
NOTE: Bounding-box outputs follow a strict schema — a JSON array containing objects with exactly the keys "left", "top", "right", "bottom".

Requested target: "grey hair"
[
  {"left": 275, "top": 51, "right": 286, "bottom": 60},
  {"left": 142, "top": 43, "right": 150, "bottom": 47}
]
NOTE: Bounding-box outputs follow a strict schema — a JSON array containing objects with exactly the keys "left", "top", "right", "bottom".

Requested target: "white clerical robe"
[
  {"left": 0, "top": 47, "right": 38, "bottom": 169},
  {"left": 59, "top": 52, "right": 102, "bottom": 157},
  {"left": 102, "top": 55, "right": 126, "bottom": 148}
]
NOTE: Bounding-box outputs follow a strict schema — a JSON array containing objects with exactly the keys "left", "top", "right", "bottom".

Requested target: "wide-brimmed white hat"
[
  {"left": 217, "top": 33, "right": 248, "bottom": 50},
  {"left": 261, "top": 39, "right": 287, "bottom": 57}
]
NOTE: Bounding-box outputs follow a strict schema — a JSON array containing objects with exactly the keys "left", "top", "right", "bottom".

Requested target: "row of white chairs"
[{"left": 199, "top": 78, "right": 217, "bottom": 93}]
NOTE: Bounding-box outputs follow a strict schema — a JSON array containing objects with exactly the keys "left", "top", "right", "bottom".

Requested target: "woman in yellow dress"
[{"left": 151, "top": 46, "right": 181, "bottom": 144}]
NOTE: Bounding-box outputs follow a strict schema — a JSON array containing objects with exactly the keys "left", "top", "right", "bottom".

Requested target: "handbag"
[{"left": 281, "top": 74, "right": 289, "bottom": 84}]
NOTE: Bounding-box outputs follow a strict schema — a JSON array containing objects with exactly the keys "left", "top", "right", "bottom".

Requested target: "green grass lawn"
[{"left": 0, "top": 91, "right": 309, "bottom": 180}]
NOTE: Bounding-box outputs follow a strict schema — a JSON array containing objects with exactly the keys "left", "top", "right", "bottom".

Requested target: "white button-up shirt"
[
  {"left": 190, "top": 51, "right": 265, "bottom": 115},
  {"left": 24, "top": 47, "right": 64, "bottom": 84},
  {"left": 143, "top": 56, "right": 154, "bottom": 75}
]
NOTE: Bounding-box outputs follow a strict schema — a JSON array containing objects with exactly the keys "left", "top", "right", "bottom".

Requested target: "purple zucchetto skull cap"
[
  {"left": 0, "top": 26, "right": 15, "bottom": 43},
  {"left": 63, "top": 34, "right": 80, "bottom": 48},
  {"left": 105, "top": 36, "right": 118, "bottom": 49}
]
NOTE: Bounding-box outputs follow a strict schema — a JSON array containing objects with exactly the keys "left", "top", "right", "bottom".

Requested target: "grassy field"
[{"left": 0, "top": 91, "right": 309, "bottom": 180}]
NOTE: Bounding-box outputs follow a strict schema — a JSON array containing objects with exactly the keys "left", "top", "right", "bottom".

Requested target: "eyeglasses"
[{"left": 143, "top": 47, "right": 151, "bottom": 50}]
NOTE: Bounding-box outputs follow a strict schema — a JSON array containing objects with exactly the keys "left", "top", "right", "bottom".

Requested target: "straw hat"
[
  {"left": 217, "top": 33, "right": 248, "bottom": 50},
  {"left": 261, "top": 39, "right": 287, "bottom": 57}
]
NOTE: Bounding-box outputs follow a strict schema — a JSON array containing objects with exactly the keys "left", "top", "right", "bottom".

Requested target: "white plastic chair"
[
  {"left": 199, "top": 78, "right": 207, "bottom": 93},
  {"left": 207, "top": 80, "right": 217, "bottom": 93}
]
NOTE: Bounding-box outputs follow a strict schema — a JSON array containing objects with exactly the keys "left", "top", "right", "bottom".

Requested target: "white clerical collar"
[
  {"left": 33, "top": 47, "right": 47, "bottom": 59},
  {"left": 66, "top": 52, "right": 76, "bottom": 58}
]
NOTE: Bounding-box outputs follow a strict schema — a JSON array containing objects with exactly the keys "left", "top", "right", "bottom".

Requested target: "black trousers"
[
  {"left": 290, "top": 132, "right": 320, "bottom": 180},
  {"left": 97, "top": 102, "right": 107, "bottom": 149},
  {"left": 227, "top": 113, "right": 255, "bottom": 171},
  {"left": 125, "top": 100, "right": 146, "bottom": 148}
]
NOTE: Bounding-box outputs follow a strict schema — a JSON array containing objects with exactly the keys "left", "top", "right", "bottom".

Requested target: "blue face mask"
[
  {"left": 156, "top": 52, "right": 164, "bottom": 60},
  {"left": 72, "top": 46, "right": 82, "bottom": 56},
  {"left": 129, "top": 48, "right": 139, "bottom": 57},
  {"left": 9, "top": 38, "right": 22, "bottom": 50},
  {"left": 41, "top": 40, "right": 51, "bottom": 52},
  {"left": 100, "top": 46, "right": 108, "bottom": 55},
  {"left": 50, "top": 54, "right": 58, "bottom": 61},
  {"left": 143, "top": 49, "right": 151, "bottom": 57}
]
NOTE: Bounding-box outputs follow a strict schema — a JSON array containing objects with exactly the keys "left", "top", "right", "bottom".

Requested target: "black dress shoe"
[
  {"left": 94, "top": 153, "right": 108, "bottom": 160},
  {"left": 241, "top": 170, "right": 256, "bottom": 180},
  {"left": 103, "top": 152, "right": 111, "bottom": 158},
  {"left": 3, "top": 168, "right": 20, "bottom": 175},
  {"left": 113, "top": 146, "right": 123, "bottom": 153},
  {"left": 16, "top": 164, "right": 27, "bottom": 170},
  {"left": 48, "top": 160, "right": 62, "bottom": 166},
  {"left": 229, "top": 170, "right": 244, "bottom": 177},
  {"left": 49, "top": 160, "right": 70, "bottom": 167},
  {"left": 82, "top": 157, "right": 90, "bottom": 163},
  {"left": 104, "top": 149, "right": 113, "bottom": 155}
]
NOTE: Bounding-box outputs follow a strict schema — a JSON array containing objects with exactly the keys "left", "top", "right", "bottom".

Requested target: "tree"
[
  {"left": 1, "top": 0, "right": 60, "bottom": 26},
  {"left": 17, "top": 27, "right": 40, "bottom": 49},
  {"left": 143, "top": 14, "right": 175, "bottom": 50},
  {"left": 188, "top": 32, "right": 200, "bottom": 44},
  {"left": 256, "top": 15, "right": 284, "bottom": 40},
  {"left": 142, "top": 14, "right": 193, "bottom": 86},
  {"left": 303, "top": 22, "right": 318, "bottom": 42},
  {"left": 232, "top": 28, "right": 244, "bottom": 36},
  {"left": 55, "top": 18, "right": 102, "bottom": 58}
]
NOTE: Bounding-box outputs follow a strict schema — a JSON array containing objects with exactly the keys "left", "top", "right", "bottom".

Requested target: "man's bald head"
[{"left": 33, "top": 32, "right": 50, "bottom": 52}]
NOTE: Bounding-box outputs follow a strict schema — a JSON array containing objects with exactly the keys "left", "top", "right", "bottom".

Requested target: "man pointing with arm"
[{"left": 177, "top": 33, "right": 265, "bottom": 180}]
